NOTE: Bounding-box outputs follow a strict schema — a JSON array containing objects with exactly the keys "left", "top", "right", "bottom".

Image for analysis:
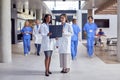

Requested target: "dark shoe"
[
  {"left": 61, "top": 69, "right": 68, "bottom": 73},
  {"left": 60, "top": 69, "right": 65, "bottom": 73},
  {"left": 61, "top": 70, "right": 64, "bottom": 73},
  {"left": 63, "top": 68, "right": 70, "bottom": 73},
  {"left": 48, "top": 71, "right": 52, "bottom": 74},
  {"left": 37, "top": 54, "right": 40, "bottom": 56},
  {"left": 45, "top": 72, "right": 49, "bottom": 76}
]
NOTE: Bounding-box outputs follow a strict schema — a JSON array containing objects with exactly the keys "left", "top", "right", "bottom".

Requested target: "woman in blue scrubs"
[
  {"left": 83, "top": 16, "right": 98, "bottom": 57},
  {"left": 21, "top": 21, "right": 32, "bottom": 56},
  {"left": 71, "top": 19, "right": 80, "bottom": 60}
]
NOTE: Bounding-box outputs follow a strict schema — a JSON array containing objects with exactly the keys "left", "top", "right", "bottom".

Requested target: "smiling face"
[
  {"left": 89, "top": 18, "right": 93, "bottom": 23},
  {"left": 60, "top": 15, "right": 66, "bottom": 23},
  {"left": 24, "top": 21, "right": 29, "bottom": 27},
  {"left": 46, "top": 15, "right": 51, "bottom": 23},
  {"left": 88, "top": 16, "right": 93, "bottom": 23},
  {"left": 72, "top": 19, "right": 77, "bottom": 24},
  {"left": 36, "top": 20, "right": 40, "bottom": 24}
]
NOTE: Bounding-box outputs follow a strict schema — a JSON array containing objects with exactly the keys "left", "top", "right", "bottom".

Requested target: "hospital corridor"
[{"left": 1, "top": 0, "right": 120, "bottom": 80}]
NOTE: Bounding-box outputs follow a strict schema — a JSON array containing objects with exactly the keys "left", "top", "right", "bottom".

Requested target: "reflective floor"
[{"left": 0, "top": 41, "right": 120, "bottom": 80}]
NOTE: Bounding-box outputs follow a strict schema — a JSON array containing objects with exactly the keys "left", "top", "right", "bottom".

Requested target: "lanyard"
[{"left": 37, "top": 25, "right": 39, "bottom": 29}]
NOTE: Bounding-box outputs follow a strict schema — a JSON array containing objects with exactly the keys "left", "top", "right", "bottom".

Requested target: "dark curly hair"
[{"left": 43, "top": 14, "right": 52, "bottom": 24}]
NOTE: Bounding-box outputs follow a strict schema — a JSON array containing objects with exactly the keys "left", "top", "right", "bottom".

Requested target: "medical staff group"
[{"left": 21, "top": 14, "right": 97, "bottom": 77}]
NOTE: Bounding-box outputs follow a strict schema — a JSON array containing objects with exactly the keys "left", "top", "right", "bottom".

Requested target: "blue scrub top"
[
  {"left": 71, "top": 24, "right": 80, "bottom": 41},
  {"left": 83, "top": 22, "right": 97, "bottom": 38},
  {"left": 98, "top": 32, "right": 104, "bottom": 35},
  {"left": 21, "top": 26, "right": 32, "bottom": 39}
]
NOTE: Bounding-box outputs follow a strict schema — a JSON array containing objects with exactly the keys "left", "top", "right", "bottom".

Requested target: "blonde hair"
[{"left": 24, "top": 21, "right": 29, "bottom": 26}]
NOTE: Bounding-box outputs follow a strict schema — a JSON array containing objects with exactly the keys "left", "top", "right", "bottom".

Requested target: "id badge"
[
  {"left": 89, "top": 30, "right": 93, "bottom": 32},
  {"left": 26, "top": 33, "right": 29, "bottom": 35},
  {"left": 25, "top": 31, "right": 29, "bottom": 35}
]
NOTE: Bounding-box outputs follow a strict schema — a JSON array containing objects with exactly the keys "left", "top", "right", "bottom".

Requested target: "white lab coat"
[
  {"left": 57, "top": 23, "right": 73, "bottom": 54},
  {"left": 33, "top": 24, "right": 42, "bottom": 44},
  {"left": 41, "top": 23, "right": 54, "bottom": 51}
]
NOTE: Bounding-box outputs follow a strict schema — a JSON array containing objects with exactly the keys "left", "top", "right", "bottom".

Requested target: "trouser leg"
[
  {"left": 27, "top": 39, "right": 31, "bottom": 52},
  {"left": 74, "top": 40, "right": 78, "bottom": 57},
  {"left": 23, "top": 39, "right": 28, "bottom": 54},
  {"left": 87, "top": 38, "right": 94, "bottom": 57},
  {"left": 71, "top": 41, "right": 75, "bottom": 60},
  {"left": 37, "top": 44, "right": 41, "bottom": 55}
]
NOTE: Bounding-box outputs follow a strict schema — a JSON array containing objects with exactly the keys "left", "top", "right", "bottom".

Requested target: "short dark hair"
[
  {"left": 72, "top": 19, "right": 77, "bottom": 22},
  {"left": 88, "top": 16, "right": 93, "bottom": 20},
  {"left": 99, "top": 29, "right": 102, "bottom": 31},
  {"left": 43, "top": 14, "right": 52, "bottom": 24},
  {"left": 60, "top": 14, "right": 68, "bottom": 22}
]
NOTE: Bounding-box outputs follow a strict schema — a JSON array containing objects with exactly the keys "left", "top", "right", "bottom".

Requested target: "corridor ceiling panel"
[{"left": 82, "top": 0, "right": 117, "bottom": 15}]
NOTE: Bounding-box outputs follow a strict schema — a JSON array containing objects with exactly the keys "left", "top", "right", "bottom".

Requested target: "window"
[{"left": 94, "top": 19, "right": 109, "bottom": 28}]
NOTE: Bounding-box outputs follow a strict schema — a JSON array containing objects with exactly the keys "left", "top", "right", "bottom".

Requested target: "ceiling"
[
  {"left": 15, "top": 0, "right": 89, "bottom": 10},
  {"left": 15, "top": 0, "right": 42, "bottom": 9},
  {"left": 82, "top": 0, "right": 117, "bottom": 15},
  {"left": 15, "top": 0, "right": 118, "bottom": 15},
  {"left": 95, "top": 0, "right": 117, "bottom": 14}
]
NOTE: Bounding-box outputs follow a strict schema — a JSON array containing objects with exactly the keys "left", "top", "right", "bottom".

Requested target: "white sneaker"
[{"left": 24, "top": 54, "right": 28, "bottom": 56}]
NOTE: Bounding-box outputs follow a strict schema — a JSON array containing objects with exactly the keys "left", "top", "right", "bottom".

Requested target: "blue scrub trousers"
[
  {"left": 23, "top": 38, "right": 31, "bottom": 54},
  {"left": 71, "top": 40, "right": 78, "bottom": 60},
  {"left": 87, "top": 37, "right": 94, "bottom": 57},
  {"left": 35, "top": 44, "right": 41, "bottom": 55}
]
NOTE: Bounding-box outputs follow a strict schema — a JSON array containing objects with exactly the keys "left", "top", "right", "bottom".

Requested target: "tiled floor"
[
  {"left": 95, "top": 46, "right": 119, "bottom": 64},
  {"left": 83, "top": 41, "right": 119, "bottom": 64},
  {"left": 0, "top": 41, "right": 120, "bottom": 80}
]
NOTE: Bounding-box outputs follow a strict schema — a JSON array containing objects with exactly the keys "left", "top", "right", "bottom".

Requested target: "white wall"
[{"left": 94, "top": 15, "right": 117, "bottom": 38}]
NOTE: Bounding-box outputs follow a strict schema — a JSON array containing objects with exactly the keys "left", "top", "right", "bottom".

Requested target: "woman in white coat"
[
  {"left": 56, "top": 14, "right": 73, "bottom": 73},
  {"left": 41, "top": 14, "right": 54, "bottom": 76},
  {"left": 33, "top": 20, "right": 42, "bottom": 56}
]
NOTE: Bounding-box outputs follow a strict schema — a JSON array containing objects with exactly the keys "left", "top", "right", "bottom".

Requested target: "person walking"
[
  {"left": 83, "top": 16, "right": 98, "bottom": 57},
  {"left": 21, "top": 21, "right": 32, "bottom": 56},
  {"left": 33, "top": 19, "right": 42, "bottom": 56},
  {"left": 71, "top": 19, "right": 80, "bottom": 60},
  {"left": 56, "top": 14, "right": 73, "bottom": 73},
  {"left": 41, "top": 14, "right": 54, "bottom": 76}
]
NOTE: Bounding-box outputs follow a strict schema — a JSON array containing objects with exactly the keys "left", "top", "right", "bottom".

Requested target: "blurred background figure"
[
  {"left": 33, "top": 19, "right": 42, "bottom": 56},
  {"left": 21, "top": 21, "right": 33, "bottom": 56},
  {"left": 95, "top": 29, "right": 106, "bottom": 45},
  {"left": 83, "top": 16, "right": 98, "bottom": 57},
  {"left": 97, "top": 29, "right": 105, "bottom": 36},
  {"left": 71, "top": 19, "right": 80, "bottom": 60}
]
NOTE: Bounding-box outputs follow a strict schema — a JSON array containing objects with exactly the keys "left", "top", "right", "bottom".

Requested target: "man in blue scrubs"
[
  {"left": 83, "top": 16, "right": 98, "bottom": 57},
  {"left": 21, "top": 21, "right": 33, "bottom": 56},
  {"left": 71, "top": 19, "right": 80, "bottom": 60}
]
